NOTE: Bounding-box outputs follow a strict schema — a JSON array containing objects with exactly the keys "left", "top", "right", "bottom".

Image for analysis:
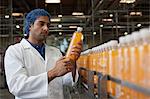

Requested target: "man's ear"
[{"left": 29, "top": 24, "right": 33, "bottom": 31}]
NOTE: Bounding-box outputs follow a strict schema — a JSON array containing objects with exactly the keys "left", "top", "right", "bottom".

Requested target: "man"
[{"left": 4, "top": 9, "right": 82, "bottom": 99}]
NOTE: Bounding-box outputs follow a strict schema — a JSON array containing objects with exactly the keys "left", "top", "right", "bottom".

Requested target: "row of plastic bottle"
[{"left": 77, "top": 27, "right": 150, "bottom": 99}]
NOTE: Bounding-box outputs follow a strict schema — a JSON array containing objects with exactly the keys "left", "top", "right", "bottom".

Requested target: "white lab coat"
[{"left": 4, "top": 38, "right": 78, "bottom": 99}]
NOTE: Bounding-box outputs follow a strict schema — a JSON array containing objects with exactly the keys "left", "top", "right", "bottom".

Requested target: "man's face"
[{"left": 29, "top": 16, "right": 50, "bottom": 42}]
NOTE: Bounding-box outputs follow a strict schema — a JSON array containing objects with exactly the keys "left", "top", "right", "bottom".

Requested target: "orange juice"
[
  {"left": 66, "top": 27, "right": 83, "bottom": 82},
  {"left": 123, "top": 35, "right": 132, "bottom": 99},
  {"left": 138, "top": 28, "right": 150, "bottom": 99},
  {"left": 108, "top": 40, "right": 118, "bottom": 96},
  {"left": 101, "top": 43, "right": 109, "bottom": 75},
  {"left": 130, "top": 32, "right": 141, "bottom": 98},
  {"left": 66, "top": 27, "right": 83, "bottom": 61},
  {"left": 117, "top": 36, "right": 126, "bottom": 99}
]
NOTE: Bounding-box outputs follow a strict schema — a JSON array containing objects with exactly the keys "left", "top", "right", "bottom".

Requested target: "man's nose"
[{"left": 43, "top": 25, "right": 49, "bottom": 31}]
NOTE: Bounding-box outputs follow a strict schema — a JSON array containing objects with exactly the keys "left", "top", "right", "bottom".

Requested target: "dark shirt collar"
[{"left": 26, "top": 39, "right": 45, "bottom": 59}]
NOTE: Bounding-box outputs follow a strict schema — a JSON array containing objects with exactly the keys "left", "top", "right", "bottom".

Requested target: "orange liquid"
[
  {"left": 108, "top": 49, "right": 118, "bottom": 96},
  {"left": 130, "top": 46, "right": 139, "bottom": 98},
  {"left": 66, "top": 31, "right": 83, "bottom": 61},
  {"left": 97, "top": 51, "right": 103, "bottom": 73},
  {"left": 66, "top": 31, "right": 83, "bottom": 82},
  {"left": 102, "top": 50, "right": 108, "bottom": 75},
  {"left": 117, "top": 47, "right": 125, "bottom": 99},
  {"left": 123, "top": 47, "right": 131, "bottom": 99},
  {"left": 139, "top": 44, "right": 150, "bottom": 99}
]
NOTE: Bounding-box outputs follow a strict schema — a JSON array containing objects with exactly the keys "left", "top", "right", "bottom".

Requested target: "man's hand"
[
  {"left": 47, "top": 57, "right": 75, "bottom": 82},
  {"left": 70, "top": 41, "right": 83, "bottom": 60}
]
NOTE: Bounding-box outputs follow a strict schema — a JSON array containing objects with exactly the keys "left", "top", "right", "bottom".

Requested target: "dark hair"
[{"left": 24, "top": 9, "right": 51, "bottom": 37}]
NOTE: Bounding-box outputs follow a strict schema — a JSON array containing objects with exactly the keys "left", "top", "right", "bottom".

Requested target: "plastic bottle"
[
  {"left": 108, "top": 40, "right": 118, "bottom": 96},
  {"left": 117, "top": 36, "right": 126, "bottom": 99},
  {"left": 120, "top": 35, "right": 132, "bottom": 99},
  {"left": 66, "top": 27, "right": 83, "bottom": 82},
  {"left": 130, "top": 31, "right": 141, "bottom": 99},
  {"left": 138, "top": 28, "right": 150, "bottom": 99},
  {"left": 66, "top": 27, "right": 83, "bottom": 61}
]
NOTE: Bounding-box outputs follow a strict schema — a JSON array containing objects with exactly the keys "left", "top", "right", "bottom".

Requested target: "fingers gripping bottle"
[{"left": 66, "top": 27, "right": 83, "bottom": 82}]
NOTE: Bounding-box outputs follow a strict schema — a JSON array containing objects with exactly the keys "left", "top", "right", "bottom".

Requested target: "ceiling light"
[
  {"left": 137, "top": 23, "right": 142, "bottom": 27},
  {"left": 109, "top": 14, "right": 113, "bottom": 17},
  {"left": 120, "top": 0, "right": 136, "bottom": 3},
  {"left": 58, "top": 24, "right": 62, "bottom": 28},
  {"left": 72, "top": 12, "right": 84, "bottom": 16},
  {"left": 130, "top": 12, "right": 142, "bottom": 16},
  {"left": 58, "top": 15, "right": 62, "bottom": 17},
  {"left": 45, "top": 0, "right": 61, "bottom": 3},
  {"left": 130, "top": 12, "right": 136, "bottom": 15},
  {"left": 136, "top": 12, "right": 142, "bottom": 16},
  {"left": 16, "top": 25, "right": 20, "bottom": 29},
  {"left": 93, "top": 32, "right": 97, "bottom": 35},
  {"left": 69, "top": 26, "right": 77, "bottom": 28},
  {"left": 113, "top": 26, "right": 121, "bottom": 28},
  {"left": 12, "top": 13, "right": 23, "bottom": 16},
  {"left": 50, "top": 18, "right": 61, "bottom": 22},
  {"left": 5, "top": 15, "right": 9, "bottom": 18},
  {"left": 102, "top": 19, "right": 112, "bottom": 22},
  {"left": 59, "top": 32, "right": 62, "bottom": 35},
  {"left": 100, "top": 24, "right": 104, "bottom": 28},
  {"left": 124, "top": 32, "right": 128, "bottom": 35}
]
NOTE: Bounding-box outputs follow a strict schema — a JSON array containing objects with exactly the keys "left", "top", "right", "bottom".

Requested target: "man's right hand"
[{"left": 47, "top": 57, "right": 74, "bottom": 82}]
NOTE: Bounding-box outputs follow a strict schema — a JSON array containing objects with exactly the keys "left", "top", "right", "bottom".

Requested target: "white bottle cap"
[
  {"left": 109, "top": 40, "right": 118, "bottom": 48},
  {"left": 77, "top": 27, "right": 83, "bottom": 32},
  {"left": 131, "top": 31, "right": 140, "bottom": 42},
  {"left": 139, "top": 28, "right": 150, "bottom": 39},
  {"left": 126, "top": 34, "right": 132, "bottom": 44}
]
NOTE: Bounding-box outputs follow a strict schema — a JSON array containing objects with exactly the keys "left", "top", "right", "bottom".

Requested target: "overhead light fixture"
[
  {"left": 12, "top": 13, "right": 23, "bottom": 16},
  {"left": 58, "top": 24, "right": 62, "bottom": 28},
  {"left": 5, "top": 15, "right": 9, "bottom": 18},
  {"left": 69, "top": 26, "right": 77, "bottom": 28},
  {"left": 120, "top": 0, "right": 136, "bottom": 3},
  {"left": 16, "top": 25, "right": 20, "bottom": 29},
  {"left": 59, "top": 32, "right": 62, "bottom": 35},
  {"left": 45, "top": 0, "right": 61, "bottom": 3},
  {"left": 137, "top": 23, "right": 142, "bottom": 27},
  {"left": 109, "top": 14, "right": 113, "bottom": 17},
  {"left": 113, "top": 26, "right": 121, "bottom": 28},
  {"left": 124, "top": 32, "right": 128, "bottom": 35},
  {"left": 102, "top": 19, "right": 113, "bottom": 22},
  {"left": 72, "top": 12, "right": 84, "bottom": 16},
  {"left": 93, "top": 32, "right": 97, "bottom": 35},
  {"left": 50, "top": 18, "right": 61, "bottom": 22},
  {"left": 130, "top": 12, "right": 142, "bottom": 16},
  {"left": 100, "top": 24, "right": 104, "bottom": 28},
  {"left": 58, "top": 15, "right": 62, "bottom": 17}
]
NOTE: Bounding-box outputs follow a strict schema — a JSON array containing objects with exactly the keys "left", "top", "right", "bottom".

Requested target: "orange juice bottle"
[
  {"left": 66, "top": 27, "right": 83, "bottom": 82},
  {"left": 82, "top": 51, "right": 86, "bottom": 83},
  {"left": 85, "top": 49, "right": 91, "bottom": 83},
  {"left": 100, "top": 45, "right": 104, "bottom": 74},
  {"left": 125, "top": 34, "right": 133, "bottom": 99},
  {"left": 138, "top": 28, "right": 150, "bottom": 99},
  {"left": 117, "top": 36, "right": 126, "bottom": 99},
  {"left": 97, "top": 45, "right": 103, "bottom": 74},
  {"left": 91, "top": 47, "right": 98, "bottom": 85},
  {"left": 102, "top": 43, "right": 109, "bottom": 75},
  {"left": 66, "top": 27, "right": 83, "bottom": 61},
  {"left": 130, "top": 31, "right": 141, "bottom": 98},
  {"left": 108, "top": 40, "right": 118, "bottom": 96}
]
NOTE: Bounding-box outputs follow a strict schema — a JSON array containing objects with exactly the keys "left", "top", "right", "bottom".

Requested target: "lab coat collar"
[
  {"left": 20, "top": 38, "right": 46, "bottom": 62},
  {"left": 20, "top": 38, "right": 33, "bottom": 49}
]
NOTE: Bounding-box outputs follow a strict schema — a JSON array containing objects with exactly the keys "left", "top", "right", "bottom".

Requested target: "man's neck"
[{"left": 27, "top": 38, "right": 44, "bottom": 46}]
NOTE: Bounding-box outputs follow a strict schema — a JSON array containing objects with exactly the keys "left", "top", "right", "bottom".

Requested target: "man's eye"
[{"left": 40, "top": 23, "right": 44, "bottom": 26}]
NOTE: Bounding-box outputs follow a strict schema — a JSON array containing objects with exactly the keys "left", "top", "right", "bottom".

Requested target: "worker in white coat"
[{"left": 4, "top": 9, "right": 82, "bottom": 99}]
